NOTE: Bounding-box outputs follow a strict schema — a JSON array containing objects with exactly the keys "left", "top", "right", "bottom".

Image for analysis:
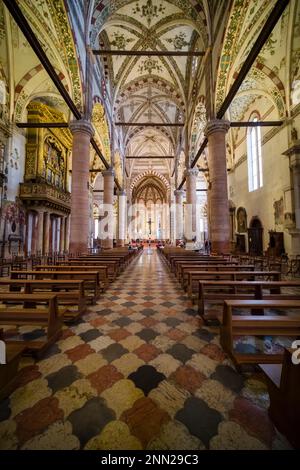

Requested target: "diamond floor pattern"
[{"left": 0, "top": 249, "right": 291, "bottom": 450}]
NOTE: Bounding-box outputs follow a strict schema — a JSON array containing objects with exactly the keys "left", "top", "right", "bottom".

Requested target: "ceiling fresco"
[{"left": 91, "top": 0, "right": 209, "bottom": 183}]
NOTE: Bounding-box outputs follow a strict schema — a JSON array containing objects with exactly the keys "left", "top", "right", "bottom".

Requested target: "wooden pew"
[
  {"left": 0, "top": 293, "right": 62, "bottom": 357},
  {"left": 198, "top": 280, "right": 300, "bottom": 319},
  {"left": 0, "top": 328, "right": 26, "bottom": 401},
  {"left": 187, "top": 270, "right": 280, "bottom": 300},
  {"left": 220, "top": 299, "right": 300, "bottom": 366},
  {"left": 59, "top": 260, "right": 119, "bottom": 280},
  {"left": 179, "top": 263, "right": 255, "bottom": 287},
  {"left": 11, "top": 270, "right": 101, "bottom": 302},
  {"left": 0, "top": 279, "right": 86, "bottom": 322},
  {"left": 34, "top": 264, "right": 109, "bottom": 290},
  {"left": 77, "top": 254, "right": 128, "bottom": 269},
  {"left": 174, "top": 260, "right": 239, "bottom": 280},
  {"left": 259, "top": 348, "right": 300, "bottom": 449}
]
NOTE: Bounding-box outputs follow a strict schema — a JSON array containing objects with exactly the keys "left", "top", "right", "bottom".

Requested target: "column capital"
[
  {"left": 102, "top": 168, "right": 115, "bottom": 177},
  {"left": 117, "top": 189, "right": 126, "bottom": 196},
  {"left": 174, "top": 189, "right": 185, "bottom": 196},
  {"left": 205, "top": 119, "right": 230, "bottom": 137},
  {"left": 185, "top": 168, "right": 199, "bottom": 178},
  {"left": 69, "top": 119, "right": 94, "bottom": 137}
]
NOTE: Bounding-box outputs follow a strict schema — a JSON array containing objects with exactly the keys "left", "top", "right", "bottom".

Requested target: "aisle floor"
[{"left": 0, "top": 250, "right": 291, "bottom": 450}]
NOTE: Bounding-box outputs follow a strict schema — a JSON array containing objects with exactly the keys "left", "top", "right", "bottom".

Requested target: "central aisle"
[{"left": 0, "top": 250, "right": 289, "bottom": 450}]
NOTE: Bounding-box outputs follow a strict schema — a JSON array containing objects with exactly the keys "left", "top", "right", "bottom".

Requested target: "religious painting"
[
  {"left": 236, "top": 207, "right": 247, "bottom": 233},
  {"left": 273, "top": 198, "right": 284, "bottom": 225},
  {"left": 43, "top": 136, "right": 65, "bottom": 189}
]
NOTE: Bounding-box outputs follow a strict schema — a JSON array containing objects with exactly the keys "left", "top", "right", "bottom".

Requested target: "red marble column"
[
  {"left": 102, "top": 168, "right": 115, "bottom": 249},
  {"left": 60, "top": 216, "right": 65, "bottom": 253},
  {"left": 69, "top": 120, "right": 94, "bottom": 254},
  {"left": 64, "top": 215, "right": 70, "bottom": 252},
  {"left": 205, "top": 119, "right": 231, "bottom": 253},
  {"left": 184, "top": 168, "right": 198, "bottom": 244},
  {"left": 35, "top": 210, "right": 44, "bottom": 255},
  {"left": 43, "top": 211, "right": 50, "bottom": 254}
]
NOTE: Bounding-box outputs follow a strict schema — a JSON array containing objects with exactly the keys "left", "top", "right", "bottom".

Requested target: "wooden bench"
[
  {"left": 0, "top": 293, "right": 62, "bottom": 357},
  {"left": 77, "top": 255, "right": 127, "bottom": 270},
  {"left": 259, "top": 348, "right": 300, "bottom": 449},
  {"left": 220, "top": 299, "right": 300, "bottom": 366},
  {"left": 174, "top": 260, "right": 240, "bottom": 280},
  {"left": 34, "top": 265, "right": 109, "bottom": 290},
  {"left": 187, "top": 270, "right": 280, "bottom": 300},
  {"left": 0, "top": 279, "right": 87, "bottom": 322},
  {"left": 181, "top": 264, "right": 256, "bottom": 289},
  {"left": 11, "top": 270, "right": 101, "bottom": 301},
  {"left": 59, "top": 260, "right": 119, "bottom": 280},
  {"left": 0, "top": 328, "right": 26, "bottom": 401},
  {"left": 198, "top": 280, "right": 300, "bottom": 319}
]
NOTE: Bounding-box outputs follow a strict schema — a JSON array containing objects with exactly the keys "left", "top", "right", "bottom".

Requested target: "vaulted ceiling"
[{"left": 90, "top": 0, "right": 210, "bottom": 181}]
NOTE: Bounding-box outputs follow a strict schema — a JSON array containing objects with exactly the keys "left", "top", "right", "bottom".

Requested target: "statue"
[
  {"left": 291, "top": 127, "right": 298, "bottom": 141},
  {"left": 237, "top": 207, "right": 247, "bottom": 233}
]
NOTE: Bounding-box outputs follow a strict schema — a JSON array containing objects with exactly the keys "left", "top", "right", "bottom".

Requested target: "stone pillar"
[
  {"left": 65, "top": 215, "right": 70, "bottom": 252},
  {"left": 283, "top": 142, "right": 300, "bottom": 255},
  {"left": 290, "top": 152, "right": 300, "bottom": 228},
  {"left": 43, "top": 211, "right": 50, "bottom": 254},
  {"left": 174, "top": 189, "right": 184, "bottom": 241},
  {"left": 69, "top": 120, "right": 94, "bottom": 254},
  {"left": 184, "top": 168, "right": 198, "bottom": 246},
  {"left": 205, "top": 119, "right": 231, "bottom": 253},
  {"left": 36, "top": 210, "right": 44, "bottom": 255},
  {"left": 60, "top": 216, "right": 65, "bottom": 253},
  {"left": 102, "top": 168, "right": 114, "bottom": 249},
  {"left": 117, "top": 189, "right": 126, "bottom": 246}
]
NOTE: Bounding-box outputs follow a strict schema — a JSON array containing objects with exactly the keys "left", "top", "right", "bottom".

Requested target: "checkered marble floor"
[{"left": 0, "top": 249, "right": 292, "bottom": 450}]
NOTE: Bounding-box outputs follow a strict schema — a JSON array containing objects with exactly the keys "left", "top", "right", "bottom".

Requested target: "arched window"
[{"left": 247, "top": 115, "right": 263, "bottom": 191}]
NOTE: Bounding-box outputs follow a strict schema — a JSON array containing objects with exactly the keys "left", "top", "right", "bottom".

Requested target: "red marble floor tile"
[
  {"left": 120, "top": 308, "right": 135, "bottom": 316},
  {"left": 65, "top": 343, "right": 95, "bottom": 362},
  {"left": 60, "top": 328, "right": 74, "bottom": 340},
  {"left": 121, "top": 397, "right": 170, "bottom": 447},
  {"left": 15, "top": 365, "right": 41, "bottom": 389},
  {"left": 108, "top": 328, "right": 130, "bottom": 342},
  {"left": 90, "top": 317, "right": 108, "bottom": 327},
  {"left": 229, "top": 397, "right": 275, "bottom": 447},
  {"left": 170, "top": 365, "right": 206, "bottom": 393},
  {"left": 15, "top": 397, "right": 64, "bottom": 445},
  {"left": 88, "top": 364, "right": 123, "bottom": 394},
  {"left": 140, "top": 317, "right": 158, "bottom": 328},
  {"left": 166, "top": 328, "right": 187, "bottom": 341},
  {"left": 134, "top": 343, "right": 161, "bottom": 362},
  {"left": 200, "top": 343, "right": 227, "bottom": 362},
  {"left": 141, "top": 302, "right": 156, "bottom": 308}
]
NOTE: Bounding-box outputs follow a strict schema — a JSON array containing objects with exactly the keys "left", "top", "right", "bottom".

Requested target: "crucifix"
[{"left": 147, "top": 217, "right": 152, "bottom": 235}]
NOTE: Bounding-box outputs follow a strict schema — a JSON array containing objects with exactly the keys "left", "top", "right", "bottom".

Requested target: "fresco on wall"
[
  {"left": 274, "top": 198, "right": 284, "bottom": 225},
  {"left": 236, "top": 207, "right": 247, "bottom": 233}
]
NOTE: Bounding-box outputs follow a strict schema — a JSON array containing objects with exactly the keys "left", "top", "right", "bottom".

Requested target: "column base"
[
  {"left": 69, "top": 241, "right": 88, "bottom": 255},
  {"left": 102, "top": 239, "right": 113, "bottom": 250},
  {"left": 185, "top": 242, "right": 195, "bottom": 250},
  {"left": 212, "top": 240, "right": 231, "bottom": 254},
  {"left": 117, "top": 240, "right": 125, "bottom": 247}
]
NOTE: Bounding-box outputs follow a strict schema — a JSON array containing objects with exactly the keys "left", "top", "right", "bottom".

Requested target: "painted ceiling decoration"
[{"left": 90, "top": 0, "right": 209, "bottom": 182}]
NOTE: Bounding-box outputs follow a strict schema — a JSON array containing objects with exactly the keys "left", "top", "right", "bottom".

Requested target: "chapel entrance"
[{"left": 248, "top": 217, "right": 263, "bottom": 255}]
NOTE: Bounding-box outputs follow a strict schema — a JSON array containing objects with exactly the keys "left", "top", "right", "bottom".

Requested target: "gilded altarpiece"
[{"left": 21, "top": 102, "right": 71, "bottom": 214}]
